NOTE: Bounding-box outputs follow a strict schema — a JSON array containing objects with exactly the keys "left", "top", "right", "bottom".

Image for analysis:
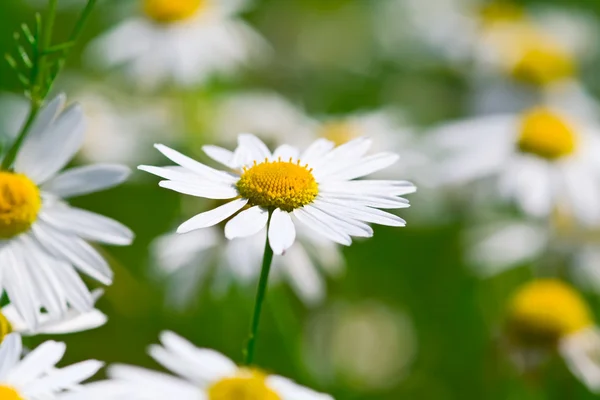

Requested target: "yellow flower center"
[
  {"left": 0, "top": 386, "right": 23, "bottom": 400},
  {"left": 143, "top": 0, "right": 205, "bottom": 23},
  {"left": 507, "top": 279, "right": 594, "bottom": 347},
  {"left": 517, "top": 108, "right": 577, "bottom": 160},
  {"left": 237, "top": 159, "right": 318, "bottom": 212},
  {"left": 208, "top": 369, "right": 281, "bottom": 400},
  {"left": 319, "top": 121, "right": 358, "bottom": 146},
  {"left": 0, "top": 172, "right": 41, "bottom": 239},
  {"left": 511, "top": 41, "right": 575, "bottom": 86}
]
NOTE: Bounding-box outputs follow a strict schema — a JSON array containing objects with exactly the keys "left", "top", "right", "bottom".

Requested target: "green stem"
[
  {"left": 1, "top": 0, "right": 98, "bottom": 170},
  {"left": 244, "top": 211, "right": 274, "bottom": 365},
  {"left": 1, "top": 103, "right": 40, "bottom": 170}
]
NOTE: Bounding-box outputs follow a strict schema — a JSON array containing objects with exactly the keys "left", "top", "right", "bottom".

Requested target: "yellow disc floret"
[
  {"left": 319, "top": 121, "right": 358, "bottom": 146},
  {"left": 237, "top": 159, "right": 318, "bottom": 212},
  {"left": 517, "top": 108, "right": 577, "bottom": 160},
  {"left": 0, "top": 172, "right": 41, "bottom": 239},
  {"left": 507, "top": 279, "right": 594, "bottom": 347},
  {"left": 0, "top": 386, "right": 23, "bottom": 400},
  {"left": 512, "top": 44, "right": 575, "bottom": 86},
  {"left": 143, "top": 0, "right": 204, "bottom": 23},
  {"left": 208, "top": 369, "right": 281, "bottom": 400}
]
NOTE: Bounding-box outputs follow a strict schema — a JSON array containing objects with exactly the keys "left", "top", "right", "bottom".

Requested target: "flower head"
[
  {"left": 433, "top": 98, "right": 600, "bottom": 225},
  {"left": 71, "top": 331, "right": 334, "bottom": 399},
  {"left": 140, "top": 134, "right": 414, "bottom": 255},
  {"left": 0, "top": 94, "right": 133, "bottom": 328},
  {"left": 86, "top": 0, "right": 269, "bottom": 88}
]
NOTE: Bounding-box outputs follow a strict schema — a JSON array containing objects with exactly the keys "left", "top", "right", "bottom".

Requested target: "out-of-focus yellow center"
[
  {"left": 208, "top": 369, "right": 281, "bottom": 400},
  {"left": 511, "top": 39, "right": 575, "bottom": 86},
  {"left": 237, "top": 159, "right": 318, "bottom": 212},
  {"left": 0, "top": 172, "right": 41, "bottom": 239},
  {"left": 319, "top": 121, "right": 358, "bottom": 146},
  {"left": 0, "top": 386, "right": 23, "bottom": 400},
  {"left": 507, "top": 279, "right": 593, "bottom": 347},
  {"left": 517, "top": 108, "right": 577, "bottom": 160},
  {"left": 143, "top": 0, "right": 205, "bottom": 23},
  {"left": 479, "top": 3, "right": 525, "bottom": 26}
]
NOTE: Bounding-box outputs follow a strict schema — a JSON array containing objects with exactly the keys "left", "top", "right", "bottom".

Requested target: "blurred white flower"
[
  {"left": 68, "top": 330, "right": 334, "bottom": 400},
  {"left": 432, "top": 92, "right": 600, "bottom": 226},
  {"left": 468, "top": 211, "right": 600, "bottom": 296},
  {"left": 0, "top": 333, "right": 103, "bottom": 399},
  {"left": 211, "top": 91, "right": 314, "bottom": 146},
  {"left": 212, "top": 92, "right": 430, "bottom": 182},
  {"left": 0, "top": 94, "right": 133, "bottom": 328},
  {"left": 506, "top": 279, "right": 600, "bottom": 393},
  {"left": 376, "top": 0, "right": 597, "bottom": 82},
  {"left": 86, "top": 0, "right": 269, "bottom": 89},
  {"left": 304, "top": 301, "right": 417, "bottom": 392},
  {"left": 70, "top": 87, "right": 176, "bottom": 166},
  {"left": 152, "top": 222, "right": 344, "bottom": 309}
]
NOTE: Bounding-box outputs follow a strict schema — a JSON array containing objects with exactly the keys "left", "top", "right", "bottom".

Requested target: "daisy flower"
[
  {"left": 68, "top": 330, "right": 333, "bottom": 400},
  {"left": 0, "top": 333, "right": 103, "bottom": 399},
  {"left": 506, "top": 279, "right": 600, "bottom": 392},
  {"left": 86, "top": 0, "right": 268, "bottom": 89},
  {"left": 0, "top": 94, "right": 133, "bottom": 328},
  {"left": 152, "top": 223, "right": 344, "bottom": 309},
  {"left": 140, "top": 133, "right": 414, "bottom": 255},
  {"left": 432, "top": 98, "right": 600, "bottom": 226}
]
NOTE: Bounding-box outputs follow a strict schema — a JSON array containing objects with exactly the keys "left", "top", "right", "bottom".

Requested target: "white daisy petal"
[
  {"left": 202, "top": 145, "right": 235, "bottom": 168},
  {"left": 177, "top": 198, "right": 248, "bottom": 233},
  {"left": 224, "top": 206, "right": 269, "bottom": 239},
  {"left": 41, "top": 206, "right": 134, "bottom": 246},
  {"left": 15, "top": 104, "right": 86, "bottom": 184},
  {"left": 237, "top": 133, "right": 272, "bottom": 161},
  {"left": 272, "top": 144, "right": 300, "bottom": 161},
  {"left": 153, "top": 144, "right": 236, "bottom": 182},
  {"left": 316, "top": 152, "right": 400, "bottom": 181},
  {"left": 267, "top": 375, "right": 335, "bottom": 400},
  {"left": 300, "top": 138, "right": 335, "bottom": 164},
  {"left": 293, "top": 208, "right": 352, "bottom": 246},
  {"left": 32, "top": 223, "right": 113, "bottom": 285},
  {"left": 268, "top": 209, "right": 296, "bottom": 255},
  {"left": 159, "top": 180, "right": 238, "bottom": 199},
  {"left": 0, "top": 334, "right": 22, "bottom": 379},
  {"left": 41, "top": 164, "right": 131, "bottom": 198}
]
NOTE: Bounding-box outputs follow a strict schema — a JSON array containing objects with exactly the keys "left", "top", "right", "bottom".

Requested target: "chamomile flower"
[
  {"left": 432, "top": 100, "right": 600, "bottom": 226},
  {"left": 506, "top": 279, "right": 600, "bottom": 392},
  {"left": 152, "top": 222, "right": 344, "bottom": 309},
  {"left": 69, "top": 330, "right": 333, "bottom": 400},
  {"left": 0, "top": 333, "right": 103, "bottom": 399},
  {"left": 0, "top": 94, "right": 133, "bottom": 328},
  {"left": 140, "top": 134, "right": 414, "bottom": 255},
  {"left": 87, "top": 0, "right": 268, "bottom": 89}
]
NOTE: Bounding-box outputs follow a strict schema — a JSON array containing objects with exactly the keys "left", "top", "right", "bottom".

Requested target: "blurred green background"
[{"left": 3, "top": 0, "right": 600, "bottom": 399}]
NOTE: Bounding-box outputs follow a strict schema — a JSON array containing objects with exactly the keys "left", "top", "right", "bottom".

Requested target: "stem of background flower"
[
  {"left": 1, "top": 0, "right": 97, "bottom": 170},
  {"left": 244, "top": 210, "right": 274, "bottom": 365}
]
